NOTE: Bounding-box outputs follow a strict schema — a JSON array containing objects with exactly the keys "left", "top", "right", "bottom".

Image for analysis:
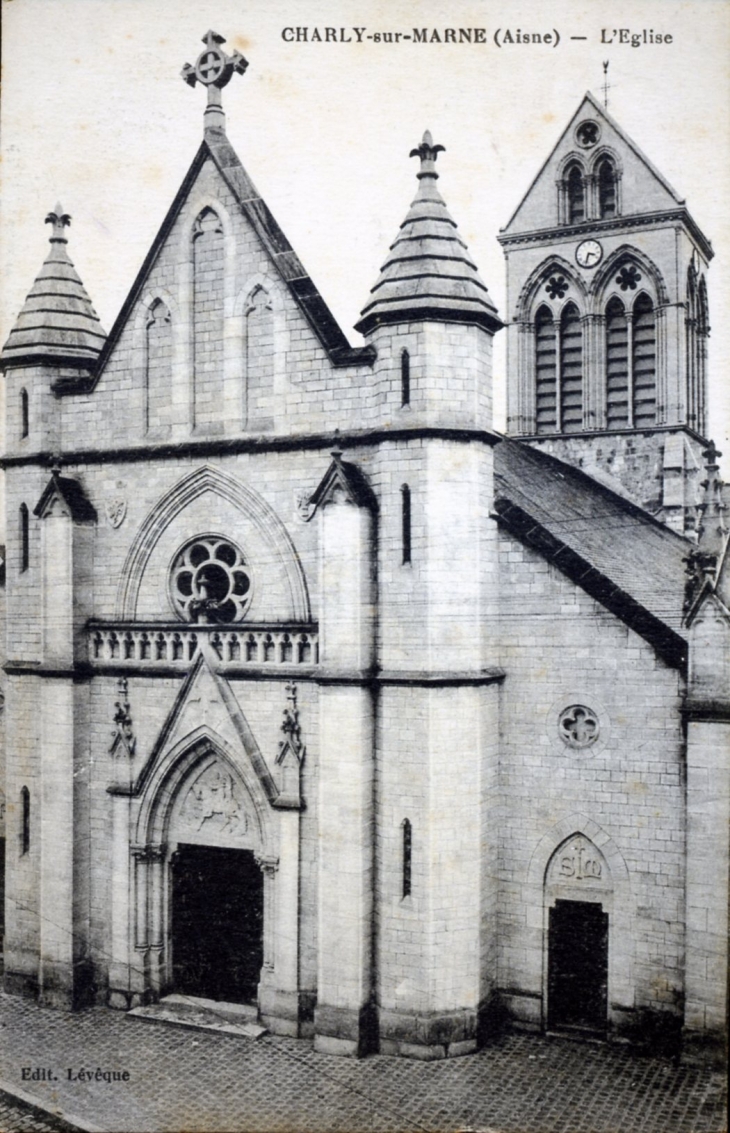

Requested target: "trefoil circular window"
[
  {"left": 575, "top": 120, "right": 600, "bottom": 148},
  {"left": 170, "top": 536, "right": 252, "bottom": 624},
  {"left": 558, "top": 704, "right": 599, "bottom": 749}
]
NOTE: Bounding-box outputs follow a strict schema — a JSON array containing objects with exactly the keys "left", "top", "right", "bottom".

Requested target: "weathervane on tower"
[{"left": 181, "top": 30, "right": 248, "bottom": 133}]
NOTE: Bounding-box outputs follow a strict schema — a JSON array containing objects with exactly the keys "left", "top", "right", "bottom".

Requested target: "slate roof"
[
  {"left": 33, "top": 472, "right": 97, "bottom": 523},
  {"left": 356, "top": 131, "right": 502, "bottom": 336},
  {"left": 2, "top": 205, "right": 106, "bottom": 369},
  {"left": 493, "top": 438, "right": 690, "bottom": 666}
]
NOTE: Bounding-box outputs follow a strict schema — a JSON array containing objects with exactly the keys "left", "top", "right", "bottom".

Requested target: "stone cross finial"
[
  {"left": 182, "top": 30, "right": 248, "bottom": 133},
  {"left": 703, "top": 440, "right": 722, "bottom": 469},
  {"left": 409, "top": 130, "right": 446, "bottom": 179},
  {"left": 45, "top": 204, "right": 71, "bottom": 243}
]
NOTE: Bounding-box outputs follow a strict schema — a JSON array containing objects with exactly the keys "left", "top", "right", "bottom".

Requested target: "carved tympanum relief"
[{"left": 178, "top": 761, "right": 251, "bottom": 840}]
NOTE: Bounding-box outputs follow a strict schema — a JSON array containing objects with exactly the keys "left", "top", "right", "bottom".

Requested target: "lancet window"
[
  {"left": 245, "top": 286, "right": 274, "bottom": 426},
  {"left": 146, "top": 299, "right": 172, "bottom": 431},
  {"left": 192, "top": 207, "right": 224, "bottom": 429}
]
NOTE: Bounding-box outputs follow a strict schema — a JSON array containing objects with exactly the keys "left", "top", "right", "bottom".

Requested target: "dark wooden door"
[
  {"left": 548, "top": 899, "right": 608, "bottom": 1034},
  {"left": 171, "top": 844, "right": 263, "bottom": 1004}
]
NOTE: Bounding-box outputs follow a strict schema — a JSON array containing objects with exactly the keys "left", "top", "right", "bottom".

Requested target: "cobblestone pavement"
[
  {"left": 0, "top": 994, "right": 725, "bottom": 1133},
  {"left": 0, "top": 1092, "right": 79, "bottom": 1133}
]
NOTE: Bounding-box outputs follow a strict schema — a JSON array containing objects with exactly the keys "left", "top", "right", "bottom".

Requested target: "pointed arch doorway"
[
  {"left": 171, "top": 843, "right": 263, "bottom": 1004},
  {"left": 547, "top": 898, "right": 608, "bottom": 1033},
  {"left": 128, "top": 732, "right": 279, "bottom": 1011},
  {"left": 544, "top": 834, "right": 612, "bottom": 1037}
]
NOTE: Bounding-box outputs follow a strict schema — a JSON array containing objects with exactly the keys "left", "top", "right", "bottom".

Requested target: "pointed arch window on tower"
[
  {"left": 605, "top": 297, "right": 629, "bottom": 427},
  {"left": 632, "top": 294, "right": 657, "bottom": 427},
  {"left": 567, "top": 165, "right": 585, "bottom": 224},
  {"left": 560, "top": 303, "right": 584, "bottom": 432},
  {"left": 696, "top": 277, "right": 709, "bottom": 435},
  {"left": 686, "top": 268, "right": 698, "bottom": 432},
  {"left": 597, "top": 159, "right": 617, "bottom": 219},
  {"left": 535, "top": 305, "right": 557, "bottom": 434}
]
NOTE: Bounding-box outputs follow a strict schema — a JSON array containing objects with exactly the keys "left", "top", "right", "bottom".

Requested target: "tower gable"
[
  {"left": 502, "top": 93, "right": 689, "bottom": 239},
  {"left": 499, "top": 92, "right": 715, "bottom": 535}
]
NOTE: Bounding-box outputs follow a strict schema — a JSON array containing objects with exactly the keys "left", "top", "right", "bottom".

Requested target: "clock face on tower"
[{"left": 576, "top": 239, "right": 603, "bottom": 268}]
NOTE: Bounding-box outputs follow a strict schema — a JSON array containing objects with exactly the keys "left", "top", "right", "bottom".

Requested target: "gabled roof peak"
[
  {"left": 355, "top": 132, "right": 502, "bottom": 337},
  {"left": 1, "top": 205, "right": 106, "bottom": 370}
]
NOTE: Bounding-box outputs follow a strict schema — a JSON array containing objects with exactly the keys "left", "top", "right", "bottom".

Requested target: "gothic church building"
[{"left": 1, "top": 36, "right": 728, "bottom": 1064}]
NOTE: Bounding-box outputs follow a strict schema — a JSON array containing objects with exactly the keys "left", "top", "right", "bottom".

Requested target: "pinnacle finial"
[
  {"left": 409, "top": 131, "right": 446, "bottom": 179},
  {"left": 697, "top": 441, "right": 726, "bottom": 556},
  {"left": 181, "top": 30, "right": 249, "bottom": 134},
  {"left": 45, "top": 204, "right": 71, "bottom": 242}
]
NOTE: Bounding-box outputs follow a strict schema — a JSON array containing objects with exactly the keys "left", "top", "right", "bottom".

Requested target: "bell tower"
[{"left": 498, "top": 92, "right": 713, "bottom": 535}]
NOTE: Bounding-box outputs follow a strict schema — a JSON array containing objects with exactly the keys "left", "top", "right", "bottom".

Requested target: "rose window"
[
  {"left": 170, "top": 536, "right": 252, "bottom": 623},
  {"left": 559, "top": 705, "right": 599, "bottom": 749}
]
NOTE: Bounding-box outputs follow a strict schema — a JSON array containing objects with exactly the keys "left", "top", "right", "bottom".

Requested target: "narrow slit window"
[
  {"left": 401, "top": 484, "right": 411, "bottom": 565},
  {"left": 19, "top": 503, "right": 29, "bottom": 573},
  {"left": 20, "top": 389, "right": 29, "bottom": 439},
  {"left": 21, "top": 787, "right": 30, "bottom": 855},
  {"left": 401, "top": 349, "right": 410, "bottom": 406},
  {"left": 402, "top": 819, "right": 412, "bottom": 898}
]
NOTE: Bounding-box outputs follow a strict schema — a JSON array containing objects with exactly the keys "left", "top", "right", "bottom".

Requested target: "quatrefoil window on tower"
[
  {"left": 615, "top": 264, "right": 642, "bottom": 291},
  {"left": 576, "top": 121, "right": 599, "bottom": 147},
  {"left": 545, "top": 275, "right": 569, "bottom": 300},
  {"left": 559, "top": 705, "right": 600, "bottom": 749}
]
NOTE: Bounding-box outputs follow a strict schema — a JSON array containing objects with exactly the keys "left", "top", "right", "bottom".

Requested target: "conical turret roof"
[
  {"left": 355, "top": 132, "right": 502, "bottom": 336},
  {"left": 1, "top": 205, "right": 106, "bottom": 367}
]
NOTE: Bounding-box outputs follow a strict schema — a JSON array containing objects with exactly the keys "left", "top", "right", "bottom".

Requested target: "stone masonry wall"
[{"left": 497, "top": 530, "right": 686, "bottom": 1026}]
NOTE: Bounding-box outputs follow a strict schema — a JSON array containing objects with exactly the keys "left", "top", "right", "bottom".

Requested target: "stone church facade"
[{"left": 1, "top": 36, "right": 728, "bottom": 1064}]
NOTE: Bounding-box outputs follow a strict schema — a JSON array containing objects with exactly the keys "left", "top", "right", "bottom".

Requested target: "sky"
[{"left": 2, "top": 0, "right": 729, "bottom": 455}]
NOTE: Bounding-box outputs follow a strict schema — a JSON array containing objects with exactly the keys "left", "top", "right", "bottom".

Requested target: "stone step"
[{"left": 126, "top": 995, "right": 267, "bottom": 1039}]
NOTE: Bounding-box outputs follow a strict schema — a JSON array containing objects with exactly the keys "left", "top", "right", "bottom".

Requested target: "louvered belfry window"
[
  {"left": 567, "top": 165, "right": 585, "bottom": 224},
  {"left": 606, "top": 297, "right": 629, "bottom": 427},
  {"left": 632, "top": 294, "right": 657, "bottom": 426},
  {"left": 560, "top": 303, "right": 583, "bottom": 432},
  {"left": 598, "top": 159, "right": 617, "bottom": 218},
  {"left": 535, "top": 305, "right": 557, "bottom": 433}
]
